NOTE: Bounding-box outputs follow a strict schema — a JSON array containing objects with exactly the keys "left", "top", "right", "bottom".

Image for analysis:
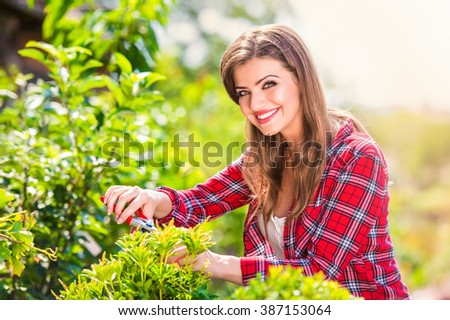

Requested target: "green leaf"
[
  {"left": 112, "top": 52, "right": 132, "bottom": 74},
  {"left": 71, "top": 60, "right": 104, "bottom": 80},
  {"left": 133, "top": 37, "right": 155, "bottom": 69},
  {"left": 14, "top": 231, "right": 34, "bottom": 246},
  {"left": 18, "top": 48, "right": 48, "bottom": 64},
  {"left": 10, "top": 221, "right": 23, "bottom": 233},
  {"left": 42, "top": 0, "right": 75, "bottom": 40},
  {"left": 131, "top": 72, "right": 166, "bottom": 94},
  {"left": 64, "top": 46, "right": 93, "bottom": 57},
  {"left": 0, "top": 245, "right": 12, "bottom": 260},
  {"left": 24, "top": 41, "right": 59, "bottom": 58},
  {"left": 102, "top": 76, "right": 124, "bottom": 106},
  {"left": 11, "top": 257, "right": 26, "bottom": 276},
  {"left": 11, "top": 242, "right": 28, "bottom": 260},
  {"left": 0, "top": 213, "right": 22, "bottom": 224},
  {"left": 0, "top": 189, "right": 15, "bottom": 208},
  {"left": 77, "top": 75, "right": 107, "bottom": 92}
]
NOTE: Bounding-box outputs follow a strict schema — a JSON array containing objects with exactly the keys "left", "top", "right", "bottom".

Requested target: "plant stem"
[{"left": 0, "top": 233, "right": 57, "bottom": 260}]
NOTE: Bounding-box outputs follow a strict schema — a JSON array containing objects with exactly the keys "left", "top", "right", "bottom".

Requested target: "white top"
[{"left": 257, "top": 214, "right": 286, "bottom": 259}]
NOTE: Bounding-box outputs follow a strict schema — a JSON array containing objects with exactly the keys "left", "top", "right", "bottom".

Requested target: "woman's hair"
[{"left": 220, "top": 24, "right": 365, "bottom": 225}]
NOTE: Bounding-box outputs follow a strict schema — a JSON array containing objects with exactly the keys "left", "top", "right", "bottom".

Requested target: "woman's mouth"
[{"left": 255, "top": 108, "right": 280, "bottom": 124}]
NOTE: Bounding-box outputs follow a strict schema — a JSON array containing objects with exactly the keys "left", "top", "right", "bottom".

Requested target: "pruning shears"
[{"left": 100, "top": 196, "right": 158, "bottom": 233}]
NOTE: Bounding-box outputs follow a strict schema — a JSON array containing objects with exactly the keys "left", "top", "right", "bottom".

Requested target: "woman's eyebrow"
[{"left": 235, "top": 74, "right": 280, "bottom": 89}]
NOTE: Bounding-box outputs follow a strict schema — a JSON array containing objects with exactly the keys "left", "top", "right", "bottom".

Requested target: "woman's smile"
[{"left": 255, "top": 107, "right": 280, "bottom": 124}]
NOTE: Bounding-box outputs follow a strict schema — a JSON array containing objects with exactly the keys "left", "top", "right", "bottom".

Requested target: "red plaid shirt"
[{"left": 156, "top": 119, "right": 409, "bottom": 300}]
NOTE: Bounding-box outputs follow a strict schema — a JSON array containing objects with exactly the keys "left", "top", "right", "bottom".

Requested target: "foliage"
[
  {"left": 55, "top": 222, "right": 214, "bottom": 300},
  {"left": 0, "top": 0, "right": 173, "bottom": 299},
  {"left": 42, "top": 0, "right": 173, "bottom": 71},
  {"left": 0, "top": 189, "right": 56, "bottom": 291},
  {"left": 231, "top": 265, "right": 359, "bottom": 300}
]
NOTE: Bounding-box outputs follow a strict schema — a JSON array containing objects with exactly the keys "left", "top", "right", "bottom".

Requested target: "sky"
[
  {"left": 161, "top": 0, "right": 450, "bottom": 112},
  {"left": 282, "top": 0, "right": 450, "bottom": 111}
]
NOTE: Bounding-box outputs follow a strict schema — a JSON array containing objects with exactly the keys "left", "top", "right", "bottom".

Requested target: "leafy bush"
[
  {"left": 42, "top": 0, "right": 173, "bottom": 72},
  {"left": 0, "top": 189, "right": 56, "bottom": 296},
  {"left": 55, "top": 221, "right": 214, "bottom": 300},
  {"left": 231, "top": 265, "right": 359, "bottom": 300},
  {"left": 0, "top": 0, "right": 174, "bottom": 298}
]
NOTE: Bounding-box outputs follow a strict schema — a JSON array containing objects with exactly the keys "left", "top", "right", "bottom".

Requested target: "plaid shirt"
[{"left": 156, "top": 119, "right": 409, "bottom": 300}]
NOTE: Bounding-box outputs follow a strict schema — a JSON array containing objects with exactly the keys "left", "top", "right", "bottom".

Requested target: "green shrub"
[
  {"left": 231, "top": 265, "right": 359, "bottom": 300},
  {"left": 55, "top": 221, "right": 215, "bottom": 300},
  {"left": 0, "top": 0, "right": 173, "bottom": 298},
  {"left": 0, "top": 188, "right": 56, "bottom": 294}
]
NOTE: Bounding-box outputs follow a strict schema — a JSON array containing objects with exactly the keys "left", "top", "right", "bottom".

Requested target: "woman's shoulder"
[
  {"left": 327, "top": 119, "right": 387, "bottom": 168},
  {"left": 345, "top": 128, "right": 383, "bottom": 158}
]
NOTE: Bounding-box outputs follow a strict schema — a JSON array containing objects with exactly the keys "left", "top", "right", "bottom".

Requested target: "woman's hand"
[
  {"left": 102, "top": 185, "right": 172, "bottom": 224},
  {"left": 167, "top": 247, "right": 243, "bottom": 285}
]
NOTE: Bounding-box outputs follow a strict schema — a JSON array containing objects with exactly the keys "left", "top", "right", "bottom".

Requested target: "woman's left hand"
[
  {"left": 167, "top": 247, "right": 220, "bottom": 274},
  {"left": 167, "top": 247, "right": 243, "bottom": 285}
]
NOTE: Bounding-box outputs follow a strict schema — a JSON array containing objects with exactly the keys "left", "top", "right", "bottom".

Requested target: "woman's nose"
[{"left": 249, "top": 91, "right": 267, "bottom": 111}]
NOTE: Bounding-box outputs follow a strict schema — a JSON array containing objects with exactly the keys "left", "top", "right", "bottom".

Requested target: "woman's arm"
[
  {"left": 155, "top": 157, "right": 252, "bottom": 227},
  {"left": 103, "top": 157, "right": 251, "bottom": 227},
  {"left": 169, "top": 248, "right": 243, "bottom": 285}
]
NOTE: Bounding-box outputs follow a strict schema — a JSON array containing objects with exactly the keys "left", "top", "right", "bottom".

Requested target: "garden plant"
[
  {"left": 55, "top": 221, "right": 214, "bottom": 300},
  {"left": 0, "top": 0, "right": 173, "bottom": 298}
]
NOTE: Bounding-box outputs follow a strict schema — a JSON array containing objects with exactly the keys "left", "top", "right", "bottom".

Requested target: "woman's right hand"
[{"left": 102, "top": 185, "right": 171, "bottom": 224}]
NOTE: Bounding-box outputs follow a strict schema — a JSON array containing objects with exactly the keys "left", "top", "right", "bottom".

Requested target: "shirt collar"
[{"left": 326, "top": 118, "right": 354, "bottom": 159}]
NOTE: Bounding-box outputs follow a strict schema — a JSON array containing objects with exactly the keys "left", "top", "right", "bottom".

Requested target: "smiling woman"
[{"left": 102, "top": 24, "right": 410, "bottom": 300}]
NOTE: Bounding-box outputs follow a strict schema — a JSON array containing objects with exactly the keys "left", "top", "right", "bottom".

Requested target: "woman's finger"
[
  {"left": 167, "top": 246, "right": 188, "bottom": 265},
  {"left": 106, "top": 186, "right": 130, "bottom": 216},
  {"left": 103, "top": 185, "right": 125, "bottom": 204},
  {"left": 114, "top": 187, "right": 140, "bottom": 220}
]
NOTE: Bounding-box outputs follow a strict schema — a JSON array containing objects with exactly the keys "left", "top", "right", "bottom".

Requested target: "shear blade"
[{"left": 130, "top": 217, "right": 157, "bottom": 233}]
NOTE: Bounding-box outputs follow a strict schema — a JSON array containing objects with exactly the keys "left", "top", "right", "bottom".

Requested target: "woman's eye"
[
  {"left": 236, "top": 90, "right": 249, "bottom": 98},
  {"left": 263, "top": 81, "right": 276, "bottom": 89}
]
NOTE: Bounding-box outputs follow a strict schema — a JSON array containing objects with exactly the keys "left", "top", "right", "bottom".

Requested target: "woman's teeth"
[{"left": 257, "top": 109, "right": 278, "bottom": 120}]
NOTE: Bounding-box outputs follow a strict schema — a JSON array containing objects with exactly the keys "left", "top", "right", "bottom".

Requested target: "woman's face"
[{"left": 233, "top": 57, "right": 302, "bottom": 142}]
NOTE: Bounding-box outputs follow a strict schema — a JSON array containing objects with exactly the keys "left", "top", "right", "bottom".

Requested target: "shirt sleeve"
[
  {"left": 154, "top": 157, "right": 252, "bottom": 228},
  {"left": 240, "top": 152, "right": 389, "bottom": 283}
]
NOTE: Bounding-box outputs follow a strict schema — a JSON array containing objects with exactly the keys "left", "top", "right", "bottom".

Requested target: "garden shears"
[{"left": 100, "top": 196, "right": 158, "bottom": 233}]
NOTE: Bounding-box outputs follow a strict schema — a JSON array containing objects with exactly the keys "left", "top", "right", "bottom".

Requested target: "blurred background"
[{"left": 1, "top": 0, "right": 449, "bottom": 299}]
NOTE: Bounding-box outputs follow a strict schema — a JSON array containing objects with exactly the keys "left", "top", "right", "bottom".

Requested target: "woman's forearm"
[{"left": 210, "top": 254, "right": 243, "bottom": 286}]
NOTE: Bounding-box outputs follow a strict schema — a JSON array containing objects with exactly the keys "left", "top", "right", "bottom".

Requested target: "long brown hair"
[{"left": 220, "top": 24, "right": 365, "bottom": 226}]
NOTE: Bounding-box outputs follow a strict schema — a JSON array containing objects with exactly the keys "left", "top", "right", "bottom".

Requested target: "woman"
[{"left": 102, "top": 24, "right": 409, "bottom": 299}]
